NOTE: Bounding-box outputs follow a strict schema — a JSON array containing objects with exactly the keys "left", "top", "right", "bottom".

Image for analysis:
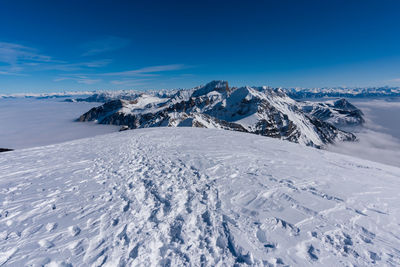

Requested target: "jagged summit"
[
  {"left": 78, "top": 81, "right": 363, "bottom": 148},
  {"left": 331, "top": 98, "right": 359, "bottom": 111},
  {"left": 191, "top": 80, "right": 230, "bottom": 97}
]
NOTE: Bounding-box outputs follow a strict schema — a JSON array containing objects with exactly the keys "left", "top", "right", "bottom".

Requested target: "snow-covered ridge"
[
  {"left": 300, "top": 98, "right": 365, "bottom": 128},
  {"left": 1, "top": 128, "right": 399, "bottom": 266},
  {"left": 78, "top": 81, "right": 363, "bottom": 148}
]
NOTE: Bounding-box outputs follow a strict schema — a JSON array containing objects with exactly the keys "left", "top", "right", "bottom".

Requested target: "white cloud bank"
[
  {"left": 0, "top": 98, "right": 119, "bottom": 149},
  {"left": 2, "top": 96, "right": 399, "bottom": 169},
  {"left": 328, "top": 98, "right": 400, "bottom": 168}
]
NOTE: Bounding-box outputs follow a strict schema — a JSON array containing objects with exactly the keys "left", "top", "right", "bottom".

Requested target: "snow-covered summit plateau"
[{"left": 1, "top": 128, "right": 399, "bottom": 266}]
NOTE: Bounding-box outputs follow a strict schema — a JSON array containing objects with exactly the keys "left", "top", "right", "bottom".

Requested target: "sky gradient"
[{"left": 1, "top": 0, "right": 400, "bottom": 93}]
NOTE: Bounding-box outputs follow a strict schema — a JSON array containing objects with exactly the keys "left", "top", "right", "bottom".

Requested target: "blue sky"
[{"left": 1, "top": 0, "right": 400, "bottom": 93}]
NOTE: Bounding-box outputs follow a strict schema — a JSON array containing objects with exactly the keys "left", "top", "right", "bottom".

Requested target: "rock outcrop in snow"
[{"left": 79, "top": 81, "right": 361, "bottom": 148}]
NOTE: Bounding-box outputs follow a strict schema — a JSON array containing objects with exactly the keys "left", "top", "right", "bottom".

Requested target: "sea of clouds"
[
  {"left": 0, "top": 97, "right": 119, "bottom": 149},
  {"left": 1, "top": 96, "right": 399, "bottom": 168},
  {"left": 327, "top": 98, "right": 400, "bottom": 167}
]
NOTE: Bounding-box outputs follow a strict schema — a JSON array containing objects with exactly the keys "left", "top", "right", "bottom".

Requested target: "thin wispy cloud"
[
  {"left": 77, "top": 78, "right": 101, "bottom": 85},
  {"left": 41, "top": 59, "right": 112, "bottom": 71},
  {"left": 0, "top": 41, "right": 53, "bottom": 65},
  {"left": 0, "top": 40, "right": 190, "bottom": 88},
  {"left": 0, "top": 70, "right": 27, "bottom": 76},
  {"left": 53, "top": 64, "right": 190, "bottom": 86},
  {"left": 109, "top": 78, "right": 149, "bottom": 86},
  {"left": 102, "top": 64, "right": 187, "bottom": 76},
  {"left": 0, "top": 41, "right": 113, "bottom": 77},
  {"left": 81, "top": 36, "right": 130, "bottom": 56},
  {"left": 0, "top": 41, "right": 56, "bottom": 75},
  {"left": 53, "top": 76, "right": 101, "bottom": 85}
]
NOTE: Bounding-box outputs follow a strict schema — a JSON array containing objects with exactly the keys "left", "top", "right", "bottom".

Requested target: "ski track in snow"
[{"left": 0, "top": 128, "right": 400, "bottom": 266}]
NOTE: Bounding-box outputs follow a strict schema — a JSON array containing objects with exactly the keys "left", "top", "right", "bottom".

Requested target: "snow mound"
[{"left": 0, "top": 128, "right": 399, "bottom": 266}]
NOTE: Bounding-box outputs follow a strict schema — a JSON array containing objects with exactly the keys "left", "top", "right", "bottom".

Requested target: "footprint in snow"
[
  {"left": 46, "top": 222, "right": 58, "bottom": 232},
  {"left": 69, "top": 225, "right": 81, "bottom": 237},
  {"left": 38, "top": 239, "right": 55, "bottom": 249}
]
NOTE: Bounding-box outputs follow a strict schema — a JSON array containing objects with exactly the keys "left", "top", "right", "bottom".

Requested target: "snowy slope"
[{"left": 1, "top": 128, "right": 399, "bottom": 266}]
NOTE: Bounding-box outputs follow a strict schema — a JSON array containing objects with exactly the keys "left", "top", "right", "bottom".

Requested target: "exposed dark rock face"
[
  {"left": 79, "top": 81, "right": 361, "bottom": 148},
  {"left": 0, "top": 148, "right": 13, "bottom": 153}
]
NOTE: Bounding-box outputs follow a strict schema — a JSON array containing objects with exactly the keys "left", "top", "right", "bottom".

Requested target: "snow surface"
[{"left": 1, "top": 128, "right": 400, "bottom": 266}]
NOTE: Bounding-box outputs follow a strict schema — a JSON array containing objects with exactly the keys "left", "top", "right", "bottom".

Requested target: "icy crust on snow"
[{"left": 0, "top": 128, "right": 399, "bottom": 266}]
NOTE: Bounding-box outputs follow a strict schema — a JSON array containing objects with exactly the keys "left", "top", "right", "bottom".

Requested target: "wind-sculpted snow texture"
[
  {"left": 0, "top": 128, "right": 399, "bottom": 266},
  {"left": 79, "top": 81, "right": 359, "bottom": 148}
]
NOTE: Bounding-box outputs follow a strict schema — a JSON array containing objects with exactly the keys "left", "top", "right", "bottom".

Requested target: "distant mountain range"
[
  {"left": 285, "top": 86, "right": 400, "bottom": 99},
  {"left": 0, "top": 91, "right": 94, "bottom": 99},
  {"left": 2, "top": 85, "right": 400, "bottom": 100},
  {"left": 78, "top": 81, "right": 365, "bottom": 148}
]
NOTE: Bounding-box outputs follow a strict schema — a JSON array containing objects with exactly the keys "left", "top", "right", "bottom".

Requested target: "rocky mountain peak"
[
  {"left": 78, "top": 81, "right": 363, "bottom": 148},
  {"left": 332, "top": 98, "right": 359, "bottom": 111},
  {"left": 191, "top": 80, "right": 229, "bottom": 97}
]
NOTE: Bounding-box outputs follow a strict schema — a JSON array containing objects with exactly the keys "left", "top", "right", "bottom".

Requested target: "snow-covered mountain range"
[
  {"left": 2, "top": 85, "right": 399, "bottom": 101},
  {"left": 65, "top": 89, "right": 178, "bottom": 103},
  {"left": 63, "top": 86, "right": 400, "bottom": 103},
  {"left": 285, "top": 86, "right": 400, "bottom": 99},
  {"left": 0, "top": 91, "right": 94, "bottom": 100},
  {"left": 78, "top": 81, "right": 363, "bottom": 148},
  {"left": 1, "top": 128, "right": 399, "bottom": 266}
]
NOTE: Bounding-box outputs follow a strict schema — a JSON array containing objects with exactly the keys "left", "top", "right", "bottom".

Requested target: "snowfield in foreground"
[{"left": 0, "top": 128, "right": 399, "bottom": 266}]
